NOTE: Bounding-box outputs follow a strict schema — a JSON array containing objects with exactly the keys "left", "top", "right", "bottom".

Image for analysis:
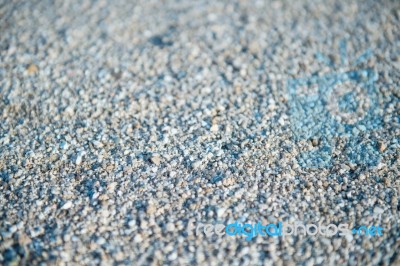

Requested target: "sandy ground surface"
[{"left": 0, "top": 0, "right": 399, "bottom": 265}]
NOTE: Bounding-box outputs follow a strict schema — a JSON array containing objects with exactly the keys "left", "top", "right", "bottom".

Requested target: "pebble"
[
  {"left": 60, "top": 201, "right": 74, "bottom": 210},
  {"left": 192, "top": 160, "right": 203, "bottom": 169},
  {"left": 75, "top": 151, "right": 85, "bottom": 165},
  {"left": 210, "top": 124, "right": 219, "bottom": 133},
  {"left": 168, "top": 252, "right": 178, "bottom": 261},
  {"left": 107, "top": 182, "right": 117, "bottom": 191},
  {"left": 26, "top": 64, "right": 38, "bottom": 74},
  {"left": 166, "top": 223, "right": 175, "bottom": 232},
  {"left": 150, "top": 154, "right": 161, "bottom": 165},
  {"left": 378, "top": 141, "right": 386, "bottom": 152},
  {"left": 373, "top": 206, "right": 384, "bottom": 215}
]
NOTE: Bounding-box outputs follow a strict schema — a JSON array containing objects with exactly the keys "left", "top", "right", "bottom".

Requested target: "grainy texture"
[{"left": 0, "top": 0, "right": 399, "bottom": 265}]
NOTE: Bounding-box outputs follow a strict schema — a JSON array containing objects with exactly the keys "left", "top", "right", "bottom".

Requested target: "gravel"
[{"left": 0, "top": 0, "right": 399, "bottom": 265}]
